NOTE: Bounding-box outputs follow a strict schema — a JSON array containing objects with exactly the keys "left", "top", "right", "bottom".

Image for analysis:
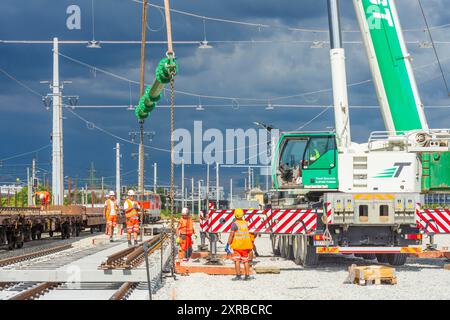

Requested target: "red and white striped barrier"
[
  {"left": 416, "top": 206, "right": 450, "bottom": 234},
  {"left": 203, "top": 209, "right": 318, "bottom": 234},
  {"left": 199, "top": 210, "right": 208, "bottom": 232},
  {"left": 325, "top": 202, "right": 332, "bottom": 224}
]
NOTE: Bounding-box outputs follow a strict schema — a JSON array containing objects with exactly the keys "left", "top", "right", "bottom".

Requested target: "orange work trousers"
[{"left": 179, "top": 234, "right": 193, "bottom": 259}]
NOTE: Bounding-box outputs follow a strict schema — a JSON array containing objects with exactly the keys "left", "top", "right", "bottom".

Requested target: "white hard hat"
[
  {"left": 108, "top": 191, "right": 115, "bottom": 197},
  {"left": 181, "top": 207, "right": 189, "bottom": 215},
  {"left": 127, "top": 189, "right": 135, "bottom": 196}
]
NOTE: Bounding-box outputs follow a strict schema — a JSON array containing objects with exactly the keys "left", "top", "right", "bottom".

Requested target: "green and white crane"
[{"left": 269, "top": 0, "right": 450, "bottom": 266}]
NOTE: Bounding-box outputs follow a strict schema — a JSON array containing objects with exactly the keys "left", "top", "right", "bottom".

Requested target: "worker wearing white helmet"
[
  {"left": 104, "top": 191, "right": 119, "bottom": 242},
  {"left": 176, "top": 207, "right": 195, "bottom": 261},
  {"left": 124, "top": 189, "right": 140, "bottom": 246},
  {"left": 35, "top": 191, "right": 50, "bottom": 210}
]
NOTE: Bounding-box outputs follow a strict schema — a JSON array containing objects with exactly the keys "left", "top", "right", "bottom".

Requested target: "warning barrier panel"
[
  {"left": 416, "top": 207, "right": 450, "bottom": 234},
  {"left": 201, "top": 209, "right": 318, "bottom": 234}
]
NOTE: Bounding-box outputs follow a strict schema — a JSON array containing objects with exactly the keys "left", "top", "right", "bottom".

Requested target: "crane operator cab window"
[
  {"left": 303, "top": 136, "right": 335, "bottom": 168},
  {"left": 276, "top": 134, "right": 338, "bottom": 190},
  {"left": 278, "top": 138, "right": 307, "bottom": 187}
]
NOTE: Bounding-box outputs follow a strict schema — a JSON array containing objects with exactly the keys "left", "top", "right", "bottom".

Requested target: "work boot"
[
  {"left": 231, "top": 275, "right": 242, "bottom": 281},
  {"left": 128, "top": 240, "right": 132, "bottom": 247},
  {"left": 243, "top": 275, "right": 255, "bottom": 281},
  {"left": 134, "top": 240, "right": 139, "bottom": 246},
  {"left": 109, "top": 237, "right": 114, "bottom": 243}
]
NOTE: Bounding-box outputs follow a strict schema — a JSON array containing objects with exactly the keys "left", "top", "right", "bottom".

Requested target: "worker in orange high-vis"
[
  {"left": 35, "top": 191, "right": 50, "bottom": 210},
  {"left": 225, "top": 208, "right": 254, "bottom": 281},
  {"left": 104, "top": 191, "right": 119, "bottom": 242},
  {"left": 177, "top": 207, "right": 195, "bottom": 261},
  {"left": 123, "top": 189, "right": 140, "bottom": 246}
]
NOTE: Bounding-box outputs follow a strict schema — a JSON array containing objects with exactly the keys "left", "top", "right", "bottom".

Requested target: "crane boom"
[{"left": 353, "top": 0, "right": 428, "bottom": 132}]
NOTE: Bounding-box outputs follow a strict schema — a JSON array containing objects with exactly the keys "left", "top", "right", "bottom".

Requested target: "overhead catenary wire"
[
  {"left": 417, "top": 0, "right": 450, "bottom": 96},
  {"left": 0, "top": 144, "right": 51, "bottom": 162},
  {"left": 56, "top": 49, "right": 450, "bottom": 104},
  {"left": 129, "top": 0, "right": 450, "bottom": 34}
]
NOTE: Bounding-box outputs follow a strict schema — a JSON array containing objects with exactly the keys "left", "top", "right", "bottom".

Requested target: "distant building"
[
  {"left": 0, "top": 184, "right": 23, "bottom": 195},
  {"left": 246, "top": 187, "right": 265, "bottom": 207}
]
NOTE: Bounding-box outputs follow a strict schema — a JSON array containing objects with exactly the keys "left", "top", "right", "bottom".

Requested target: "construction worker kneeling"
[
  {"left": 225, "top": 208, "right": 254, "bottom": 281},
  {"left": 177, "top": 207, "right": 195, "bottom": 261},
  {"left": 124, "top": 189, "right": 140, "bottom": 247}
]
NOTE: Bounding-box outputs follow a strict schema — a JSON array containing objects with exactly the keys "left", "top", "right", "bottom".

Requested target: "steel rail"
[
  {"left": 0, "top": 243, "right": 73, "bottom": 267},
  {"left": 109, "top": 282, "right": 136, "bottom": 300},
  {"left": 9, "top": 282, "right": 62, "bottom": 300}
]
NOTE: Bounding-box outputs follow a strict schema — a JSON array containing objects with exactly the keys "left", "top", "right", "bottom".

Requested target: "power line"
[
  {"left": 418, "top": 0, "right": 450, "bottom": 96},
  {"left": 57, "top": 50, "right": 450, "bottom": 103},
  {"left": 0, "top": 144, "right": 51, "bottom": 162},
  {"left": 129, "top": 0, "right": 450, "bottom": 34},
  {"left": 0, "top": 67, "right": 44, "bottom": 98}
]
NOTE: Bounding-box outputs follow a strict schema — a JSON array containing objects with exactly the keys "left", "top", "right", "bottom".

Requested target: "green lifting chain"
[{"left": 135, "top": 56, "right": 178, "bottom": 120}]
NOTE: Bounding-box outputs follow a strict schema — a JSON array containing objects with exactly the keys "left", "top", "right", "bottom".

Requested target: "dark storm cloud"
[{"left": 1, "top": 0, "right": 449, "bottom": 191}]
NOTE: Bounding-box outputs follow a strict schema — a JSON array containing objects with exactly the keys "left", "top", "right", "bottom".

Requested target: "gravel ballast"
[{"left": 153, "top": 233, "right": 450, "bottom": 300}]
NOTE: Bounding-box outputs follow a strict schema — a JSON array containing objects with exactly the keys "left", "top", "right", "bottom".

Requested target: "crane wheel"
[
  {"left": 376, "top": 254, "right": 389, "bottom": 263},
  {"left": 271, "top": 234, "right": 280, "bottom": 256},
  {"left": 361, "top": 254, "right": 376, "bottom": 260},
  {"left": 281, "top": 236, "right": 294, "bottom": 260},
  {"left": 387, "top": 253, "right": 407, "bottom": 266},
  {"left": 294, "top": 234, "right": 318, "bottom": 267}
]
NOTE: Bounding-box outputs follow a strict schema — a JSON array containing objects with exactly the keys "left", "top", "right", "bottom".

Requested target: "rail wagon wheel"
[
  {"left": 297, "top": 234, "right": 319, "bottom": 267},
  {"left": 376, "top": 253, "right": 389, "bottom": 263},
  {"left": 387, "top": 253, "right": 407, "bottom": 266},
  {"left": 271, "top": 234, "right": 280, "bottom": 256}
]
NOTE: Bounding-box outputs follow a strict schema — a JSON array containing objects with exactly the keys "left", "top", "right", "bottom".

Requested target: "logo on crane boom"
[{"left": 366, "top": 0, "right": 394, "bottom": 29}]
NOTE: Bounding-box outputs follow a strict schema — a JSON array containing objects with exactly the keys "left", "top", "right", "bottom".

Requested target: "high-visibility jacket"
[
  {"left": 177, "top": 217, "right": 194, "bottom": 236},
  {"left": 231, "top": 220, "right": 253, "bottom": 250},
  {"left": 124, "top": 199, "right": 139, "bottom": 219},
  {"left": 35, "top": 191, "right": 50, "bottom": 204},
  {"left": 309, "top": 148, "right": 321, "bottom": 161},
  {"left": 105, "top": 199, "right": 119, "bottom": 217}
]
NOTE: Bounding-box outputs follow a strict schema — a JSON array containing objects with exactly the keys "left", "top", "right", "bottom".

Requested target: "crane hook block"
[{"left": 135, "top": 57, "right": 179, "bottom": 120}]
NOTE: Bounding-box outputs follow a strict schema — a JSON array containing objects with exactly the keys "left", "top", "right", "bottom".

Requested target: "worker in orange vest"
[
  {"left": 177, "top": 207, "right": 195, "bottom": 261},
  {"left": 225, "top": 208, "right": 254, "bottom": 281},
  {"left": 104, "top": 191, "right": 119, "bottom": 242},
  {"left": 35, "top": 191, "right": 50, "bottom": 210},
  {"left": 124, "top": 189, "right": 140, "bottom": 246}
]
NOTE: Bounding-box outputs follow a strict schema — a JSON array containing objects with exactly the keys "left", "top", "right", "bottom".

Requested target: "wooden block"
[
  {"left": 254, "top": 266, "right": 280, "bottom": 274},
  {"left": 444, "top": 264, "right": 450, "bottom": 270}
]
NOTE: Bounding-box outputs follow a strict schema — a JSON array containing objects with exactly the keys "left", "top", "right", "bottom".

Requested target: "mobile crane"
[
  {"left": 201, "top": 0, "right": 450, "bottom": 267},
  {"left": 269, "top": 0, "right": 450, "bottom": 266}
]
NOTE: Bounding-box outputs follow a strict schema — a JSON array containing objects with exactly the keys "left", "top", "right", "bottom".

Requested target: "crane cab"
[{"left": 272, "top": 132, "right": 339, "bottom": 192}]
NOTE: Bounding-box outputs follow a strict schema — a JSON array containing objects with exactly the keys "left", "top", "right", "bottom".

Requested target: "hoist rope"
[{"left": 162, "top": 0, "right": 177, "bottom": 277}]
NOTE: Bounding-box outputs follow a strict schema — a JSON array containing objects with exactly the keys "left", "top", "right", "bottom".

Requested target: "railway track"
[
  {"left": 0, "top": 244, "right": 72, "bottom": 267},
  {"left": 0, "top": 230, "right": 173, "bottom": 300},
  {"left": 101, "top": 232, "right": 171, "bottom": 300}
]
